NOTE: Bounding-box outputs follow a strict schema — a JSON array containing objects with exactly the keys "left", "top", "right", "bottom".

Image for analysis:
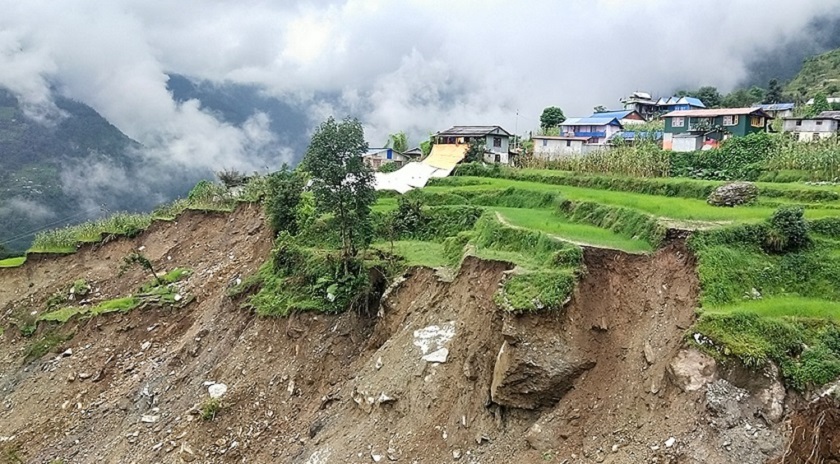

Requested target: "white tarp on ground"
[
  {"left": 373, "top": 144, "right": 467, "bottom": 193},
  {"left": 373, "top": 162, "right": 453, "bottom": 193}
]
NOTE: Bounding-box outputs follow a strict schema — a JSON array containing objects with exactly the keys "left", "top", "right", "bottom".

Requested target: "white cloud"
[{"left": 0, "top": 0, "right": 839, "bottom": 151}]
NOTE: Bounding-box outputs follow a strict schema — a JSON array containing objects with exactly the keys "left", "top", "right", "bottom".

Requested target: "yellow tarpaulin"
[{"left": 423, "top": 144, "right": 469, "bottom": 170}]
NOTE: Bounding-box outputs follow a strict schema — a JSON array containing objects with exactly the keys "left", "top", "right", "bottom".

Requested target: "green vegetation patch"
[
  {"left": 690, "top": 207, "right": 840, "bottom": 389},
  {"left": 559, "top": 200, "right": 667, "bottom": 248},
  {"left": 0, "top": 256, "right": 25, "bottom": 267},
  {"left": 694, "top": 312, "right": 840, "bottom": 391}
]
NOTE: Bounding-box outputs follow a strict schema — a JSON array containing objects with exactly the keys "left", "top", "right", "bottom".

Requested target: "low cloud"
[
  {"left": 1, "top": 0, "right": 840, "bottom": 152},
  {"left": 0, "top": 197, "right": 55, "bottom": 221}
]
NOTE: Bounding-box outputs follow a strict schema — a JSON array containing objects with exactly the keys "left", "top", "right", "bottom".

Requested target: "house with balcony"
[
  {"left": 620, "top": 92, "right": 706, "bottom": 120},
  {"left": 560, "top": 115, "right": 623, "bottom": 145},
  {"left": 662, "top": 108, "right": 771, "bottom": 152},
  {"left": 782, "top": 111, "right": 840, "bottom": 142}
]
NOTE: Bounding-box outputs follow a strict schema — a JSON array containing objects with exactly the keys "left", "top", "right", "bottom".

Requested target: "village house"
[
  {"left": 753, "top": 103, "right": 796, "bottom": 119},
  {"left": 531, "top": 135, "right": 592, "bottom": 159},
  {"left": 560, "top": 114, "right": 624, "bottom": 146},
  {"left": 662, "top": 107, "right": 771, "bottom": 152},
  {"left": 620, "top": 92, "right": 706, "bottom": 120},
  {"left": 433, "top": 125, "right": 512, "bottom": 164},
  {"left": 591, "top": 110, "right": 646, "bottom": 125},
  {"left": 782, "top": 111, "right": 840, "bottom": 142},
  {"left": 362, "top": 147, "right": 410, "bottom": 170}
]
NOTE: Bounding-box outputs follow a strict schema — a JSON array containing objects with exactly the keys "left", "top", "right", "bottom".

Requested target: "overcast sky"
[{"left": 2, "top": 0, "right": 840, "bottom": 168}]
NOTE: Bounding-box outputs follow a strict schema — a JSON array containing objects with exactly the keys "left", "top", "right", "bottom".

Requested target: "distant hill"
[
  {"left": 0, "top": 89, "right": 151, "bottom": 253},
  {"left": 786, "top": 47, "right": 840, "bottom": 100},
  {"left": 0, "top": 77, "right": 314, "bottom": 254}
]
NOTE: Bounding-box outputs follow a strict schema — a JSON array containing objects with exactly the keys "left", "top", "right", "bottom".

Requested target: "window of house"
[
  {"left": 493, "top": 137, "right": 502, "bottom": 148},
  {"left": 723, "top": 115, "right": 738, "bottom": 126},
  {"left": 566, "top": 140, "right": 571, "bottom": 147},
  {"left": 542, "top": 139, "right": 548, "bottom": 147},
  {"left": 671, "top": 117, "right": 685, "bottom": 127},
  {"left": 817, "top": 120, "right": 823, "bottom": 126},
  {"left": 814, "top": 133, "right": 821, "bottom": 141},
  {"left": 796, "top": 120, "right": 803, "bottom": 126},
  {"left": 750, "top": 116, "right": 764, "bottom": 127}
]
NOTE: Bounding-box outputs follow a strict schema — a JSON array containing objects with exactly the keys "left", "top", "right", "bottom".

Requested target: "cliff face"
[{"left": 0, "top": 206, "right": 809, "bottom": 463}]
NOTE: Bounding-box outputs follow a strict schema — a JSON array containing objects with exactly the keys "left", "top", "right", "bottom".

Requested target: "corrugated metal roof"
[
  {"left": 436, "top": 126, "right": 511, "bottom": 137},
  {"left": 754, "top": 103, "right": 795, "bottom": 111},
  {"left": 663, "top": 108, "right": 771, "bottom": 118},
  {"left": 561, "top": 116, "right": 621, "bottom": 126},
  {"left": 818, "top": 111, "right": 840, "bottom": 119},
  {"left": 531, "top": 135, "right": 591, "bottom": 141},
  {"left": 656, "top": 96, "right": 705, "bottom": 108},
  {"left": 590, "top": 110, "right": 633, "bottom": 119}
]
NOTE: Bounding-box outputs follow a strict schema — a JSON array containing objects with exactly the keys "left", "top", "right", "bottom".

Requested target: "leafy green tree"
[
  {"left": 385, "top": 132, "right": 408, "bottom": 153},
  {"left": 695, "top": 86, "right": 723, "bottom": 108},
  {"left": 539, "top": 106, "right": 566, "bottom": 129},
  {"left": 811, "top": 93, "right": 831, "bottom": 116},
  {"left": 722, "top": 88, "right": 762, "bottom": 108},
  {"left": 302, "top": 116, "right": 375, "bottom": 258},
  {"left": 593, "top": 105, "right": 607, "bottom": 113},
  {"left": 265, "top": 165, "right": 305, "bottom": 235},
  {"left": 764, "top": 79, "right": 784, "bottom": 104},
  {"left": 464, "top": 138, "right": 486, "bottom": 163}
]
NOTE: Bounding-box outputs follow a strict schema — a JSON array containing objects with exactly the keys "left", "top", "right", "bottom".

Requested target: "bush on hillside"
[
  {"left": 764, "top": 206, "right": 810, "bottom": 253},
  {"left": 670, "top": 133, "right": 774, "bottom": 180}
]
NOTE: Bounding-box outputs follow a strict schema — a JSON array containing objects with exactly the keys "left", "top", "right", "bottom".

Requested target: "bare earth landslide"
[{"left": 0, "top": 205, "right": 813, "bottom": 463}]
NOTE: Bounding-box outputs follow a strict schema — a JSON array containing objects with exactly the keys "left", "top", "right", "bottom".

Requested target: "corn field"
[
  {"left": 764, "top": 136, "right": 840, "bottom": 180},
  {"left": 519, "top": 141, "right": 670, "bottom": 178}
]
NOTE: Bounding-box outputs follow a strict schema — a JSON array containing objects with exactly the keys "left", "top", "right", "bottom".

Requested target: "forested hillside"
[{"left": 786, "top": 47, "right": 840, "bottom": 99}]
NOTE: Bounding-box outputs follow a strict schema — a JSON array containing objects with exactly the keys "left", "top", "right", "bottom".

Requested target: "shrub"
[
  {"left": 264, "top": 166, "right": 305, "bottom": 235},
  {"left": 765, "top": 206, "right": 810, "bottom": 253},
  {"left": 378, "top": 162, "right": 400, "bottom": 173},
  {"left": 200, "top": 398, "right": 222, "bottom": 421}
]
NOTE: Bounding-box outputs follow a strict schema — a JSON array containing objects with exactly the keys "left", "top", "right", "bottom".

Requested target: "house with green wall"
[{"left": 662, "top": 108, "right": 771, "bottom": 152}]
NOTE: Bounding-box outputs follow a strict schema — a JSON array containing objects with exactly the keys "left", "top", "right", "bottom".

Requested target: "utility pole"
[{"left": 514, "top": 109, "right": 519, "bottom": 150}]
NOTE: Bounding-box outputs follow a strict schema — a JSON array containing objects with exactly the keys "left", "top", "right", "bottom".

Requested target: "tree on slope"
[
  {"left": 302, "top": 116, "right": 375, "bottom": 259},
  {"left": 811, "top": 93, "right": 831, "bottom": 116},
  {"left": 265, "top": 164, "right": 305, "bottom": 235},
  {"left": 540, "top": 106, "right": 566, "bottom": 129},
  {"left": 764, "top": 79, "right": 784, "bottom": 104},
  {"left": 385, "top": 132, "right": 409, "bottom": 153}
]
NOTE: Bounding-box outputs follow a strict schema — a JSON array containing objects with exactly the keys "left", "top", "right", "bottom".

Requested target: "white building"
[
  {"left": 531, "top": 135, "right": 592, "bottom": 159},
  {"left": 782, "top": 111, "right": 840, "bottom": 142}
]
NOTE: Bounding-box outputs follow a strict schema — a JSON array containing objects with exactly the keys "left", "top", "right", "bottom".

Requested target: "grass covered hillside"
[{"left": 786, "top": 47, "right": 840, "bottom": 99}]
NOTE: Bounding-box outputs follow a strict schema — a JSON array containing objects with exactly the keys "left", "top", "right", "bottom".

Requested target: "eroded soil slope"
[{"left": 0, "top": 207, "right": 799, "bottom": 463}]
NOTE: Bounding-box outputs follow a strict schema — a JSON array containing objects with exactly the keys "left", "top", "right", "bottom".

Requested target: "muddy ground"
[{"left": 0, "top": 205, "right": 832, "bottom": 463}]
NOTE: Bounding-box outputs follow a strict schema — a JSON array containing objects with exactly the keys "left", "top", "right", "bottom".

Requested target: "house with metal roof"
[
  {"left": 591, "top": 109, "right": 646, "bottom": 125},
  {"left": 782, "top": 111, "right": 840, "bottom": 142},
  {"left": 362, "top": 148, "right": 410, "bottom": 171},
  {"left": 434, "top": 125, "right": 511, "bottom": 164},
  {"left": 560, "top": 115, "right": 624, "bottom": 145},
  {"left": 753, "top": 103, "right": 795, "bottom": 119},
  {"left": 662, "top": 108, "right": 771, "bottom": 152}
]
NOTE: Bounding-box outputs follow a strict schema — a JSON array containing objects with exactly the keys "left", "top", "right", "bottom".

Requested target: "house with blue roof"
[
  {"left": 559, "top": 110, "right": 643, "bottom": 145},
  {"left": 753, "top": 103, "right": 795, "bottom": 119}
]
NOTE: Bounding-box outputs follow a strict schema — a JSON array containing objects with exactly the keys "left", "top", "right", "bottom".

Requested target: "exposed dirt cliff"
[{"left": 0, "top": 206, "right": 833, "bottom": 463}]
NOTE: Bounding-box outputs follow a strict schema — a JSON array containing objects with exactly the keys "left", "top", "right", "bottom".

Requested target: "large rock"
[
  {"left": 707, "top": 182, "right": 759, "bottom": 207},
  {"left": 491, "top": 340, "right": 594, "bottom": 409},
  {"left": 667, "top": 348, "right": 717, "bottom": 392}
]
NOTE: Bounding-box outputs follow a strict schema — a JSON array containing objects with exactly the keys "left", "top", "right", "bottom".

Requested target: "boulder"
[
  {"left": 707, "top": 182, "right": 758, "bottom": 207},
  {"left": 491, "top": 340, "right": 594, "bottom": 409},
  {"left": 667, "top": 349, "right": 716, "bottom": 392}
]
